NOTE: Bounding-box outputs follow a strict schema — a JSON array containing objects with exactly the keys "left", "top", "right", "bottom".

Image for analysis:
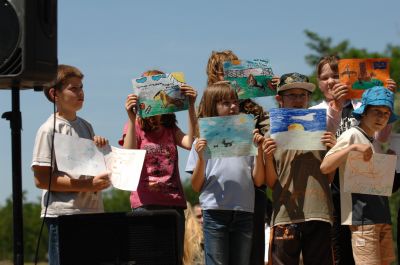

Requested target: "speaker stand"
[{"left": 2, "top": 87, "right": 24, "bottom": 265}]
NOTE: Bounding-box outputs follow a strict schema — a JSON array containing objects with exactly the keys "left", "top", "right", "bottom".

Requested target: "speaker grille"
[
  {"left": 0, "top": 47, "right": 22, "bottom": 75},
  {"left": 0, "top": 0, "right": 21, "bottom": 75}
]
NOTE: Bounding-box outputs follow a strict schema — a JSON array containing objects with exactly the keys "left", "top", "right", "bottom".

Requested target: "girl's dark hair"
[{"left": 139, "top": 114, "right": 177, "bottom": 132}]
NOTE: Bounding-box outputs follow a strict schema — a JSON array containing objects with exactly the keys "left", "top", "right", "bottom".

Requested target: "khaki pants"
[{"left": 349, "top": 224, "right": 395, "bottom": 265}]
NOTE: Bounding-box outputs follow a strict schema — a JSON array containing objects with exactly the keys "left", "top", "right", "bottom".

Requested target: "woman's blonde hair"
[
  {"left": 197, "top": 81, "right": 238, "bottom": 118},
  {"left": 206, "top": 50, "right": 238, "bottom": 86},
  {"left": 138, "top": 69, "right": 177, "bottom": 131},
  {"left": 183, "top": 202, "right": 204, "bottom": 265}
]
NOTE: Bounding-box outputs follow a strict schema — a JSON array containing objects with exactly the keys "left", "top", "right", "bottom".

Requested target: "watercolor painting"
[
  {"left": 269, "top": 108, "right": 326, "bottom": 150},
  {"left": 338, "top": 58, "right": 390, "bottom": 99},
  {"left": 223, "top": 59, "right": 275, "bottom": 99},
  {"left": 343, "top": 151, "right": 397, "bottom": 196},
  {"left": 199, "top": 114, "right": 257, "bottom": 158},
  {"left": 132, "top": 72, "right": 188, "bottom": 118}
]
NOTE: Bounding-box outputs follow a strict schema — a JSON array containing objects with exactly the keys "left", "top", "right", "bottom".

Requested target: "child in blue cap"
[{"left": 321, "top": 86, "right": 398, "bottom": 265}]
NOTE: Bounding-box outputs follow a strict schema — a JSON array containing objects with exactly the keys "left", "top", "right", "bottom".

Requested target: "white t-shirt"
[{"left": 31, "top": 114, "right": 104, "bottom": 217}]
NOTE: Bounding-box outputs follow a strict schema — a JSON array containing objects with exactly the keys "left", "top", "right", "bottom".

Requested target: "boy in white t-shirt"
[
  {"left": 32, "top": 64, "right": 110, "bottom": 265},
  {"left": 321, "top": 86, "right": 398, "bottom": 265}
]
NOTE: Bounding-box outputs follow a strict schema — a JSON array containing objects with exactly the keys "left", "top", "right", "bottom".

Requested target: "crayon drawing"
[
  {"left": 343, "top": 151, "right": 397, "bottom": 196},
  {"left": 338, "top": 58, "right": 390, "bottom": 99},
  {"left": 270, "top": 108, "right": 326, "bottom": 150},
  {"left": 389, "top": 133, "right": 400, "bottom": 172},
  {"left": 132, "top": 72, "right": 188, "bottom": 118},
  {"left": 199, "top": 114, "right": 257, "bottom": 158},
  {"left": 223, "top": 59, "right": 275, "bottom": 99},
  {"left": 55, "top": 133, "right": 146, "bottom": 191}
]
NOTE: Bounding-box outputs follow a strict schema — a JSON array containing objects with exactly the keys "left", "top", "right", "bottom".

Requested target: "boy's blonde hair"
[
  {"left": 138, "top": 69, "right": 177, "bottom": 131},
  {"left": 317, "top": 55, "right": 339, "bottom": 78},
  {"left": 44, "top": 64, "right": 84, "bottom": 102},
  {"left": 197, "top": 81, "right": 238, "bottom": 118},
  {"left": 206, "top": 50, "right": 238, "bottom": 86}
]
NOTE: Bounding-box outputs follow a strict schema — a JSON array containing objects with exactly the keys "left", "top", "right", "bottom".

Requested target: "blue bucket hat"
[{"left": 352, "top": 86, "right": 398, "bottom": 123}]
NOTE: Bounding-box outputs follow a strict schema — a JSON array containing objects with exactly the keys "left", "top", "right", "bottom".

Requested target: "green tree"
[
  {"left": 182, "top": 178, "right": 199, "bottom": 206},
  {"left": 0, "top": 194, "right": 47, "bottom": 262},
  {"left": 304, "top": 29, "right": 400, "bottom": 108},
  {"left": 103, "top": 189, "right": 131, "bottom": 212}
]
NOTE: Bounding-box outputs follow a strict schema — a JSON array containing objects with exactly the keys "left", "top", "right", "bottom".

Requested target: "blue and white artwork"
[
  {"left": 199, "top": 114, "right": 257, "bottom": 158},
  {"left": 269, "top": 108, "right": 327, "bottom": 150},
  {"left": 132, "top": 72, "right": 188, "bottom": 118}
]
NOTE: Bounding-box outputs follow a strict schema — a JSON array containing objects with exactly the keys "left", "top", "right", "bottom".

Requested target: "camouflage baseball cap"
[{"left": 277, "top": 72, "right": 315, "bottom": 93}]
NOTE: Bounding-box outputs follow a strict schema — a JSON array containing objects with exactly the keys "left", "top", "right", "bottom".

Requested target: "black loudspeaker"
[
  {"left": 58, "top": 210, "right": 182, "bottom": 265},
  {"left": 0, "top": 0, "right": 57, "bottom": 89}
]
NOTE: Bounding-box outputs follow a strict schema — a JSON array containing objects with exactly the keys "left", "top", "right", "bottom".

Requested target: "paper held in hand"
[{"left": 54, "top": 133, "right": 145, "bottom": 191}]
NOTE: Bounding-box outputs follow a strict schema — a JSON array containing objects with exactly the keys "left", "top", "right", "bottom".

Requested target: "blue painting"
[
  {"left": 199, "top": 114, "right": 257, "bottom": 158},
  {"left": 269, "top": 108, "right": 327, "bottom": 150},
  {"left": 132, "top": 72, "right": 188, "bottom": 118},
  {"left": 223, "top": 59, "right": 275, "bottom": 99}
]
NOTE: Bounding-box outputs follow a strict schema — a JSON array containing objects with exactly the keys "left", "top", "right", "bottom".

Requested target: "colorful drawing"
[
  {"left": 223, "top": 59, "right": 275, "bottom": 99},
  {"left": 343, "top": 151, "right": 397, "bottom": 196},
  {"left": 132, "top": 72, "right": 189, "bottom": 118},
  {"left": 338, "top": 58, "right": 390, "bottom": 99},
  {"left": 199, "top": 114, "right": 257, "bottom": 158},
  {"left": 269, "top": 108, "right": 326, "bottom": 150}
]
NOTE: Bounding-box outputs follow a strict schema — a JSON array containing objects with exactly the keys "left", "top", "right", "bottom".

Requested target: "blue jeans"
[
  {"left": 202, "top": 210, "right": 253, "bottom": 265},
  {"left": 45, "top": 218, "right": 60, "bottom": 265}
]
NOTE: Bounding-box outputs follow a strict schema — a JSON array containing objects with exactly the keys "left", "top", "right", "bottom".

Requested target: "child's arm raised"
[
  {"left": 33, "top": 165, "right": 111, "bottom": 192},
  {"left": 320, "top": 143, "right": 372, "bottom": 174},
  {"left": 191, "top": 139, "right": 207, "bottom": 192},
  {"left": 252, "top": 130, "right": 265, "bottom": 187},
  {"left": 123, "top": 94, "right": 138, "bottom": 149},
  {"left": 320, "top": 131, "right": 336, "bottom": 182},
  {"left": 263, "top": 137, "right": 278, "bottom": 188},
  {"left": 175, "top": 84, "right": 197, "bottom": 150}
]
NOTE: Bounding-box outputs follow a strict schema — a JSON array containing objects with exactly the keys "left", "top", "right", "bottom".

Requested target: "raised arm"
[
  {"left": 175, "top": 84, "right": 197, "bottom": 150},
  {"left": 252, "top": 130, "right": 265, "bottom": 187},
  {"left": 262, "top": 137, "right": 278, "bottom": 188},
  {"left": 320, "top": 143, "right": 372, "bottom": 174},
  {"left": 123, "top": 94, "right": 138, "bottom": 149},
  {"left": 191, "top": 139, "right": 207, "bottom": 192}
]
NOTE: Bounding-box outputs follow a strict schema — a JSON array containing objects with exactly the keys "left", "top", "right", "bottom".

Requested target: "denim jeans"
[
  {"left": 45, "top": 217, "right": 60, "bottom": 265},
  {"left": 202, "top": 209, "right": 253, "bottom": 265}
]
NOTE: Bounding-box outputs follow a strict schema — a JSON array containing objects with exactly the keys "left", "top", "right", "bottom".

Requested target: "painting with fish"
[
  {"left": 223, "top": 59, "right": 275, "bottom": 99},
  {"left": 270, "top": 108, "right": 326, "bottom": 150},
  {"left": 132, "top": 72, "right": 188, "bottom": 118},
  {"left": 338, "top": 58, "right": 390, "bottom": 99},
  {"left": 199, "top": 114, "right": 257, "bottom": 158}
]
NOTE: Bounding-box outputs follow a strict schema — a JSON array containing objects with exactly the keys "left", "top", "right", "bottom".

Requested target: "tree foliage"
[{"left": 304, "top": 29, "right": 400, "bottom": 109}]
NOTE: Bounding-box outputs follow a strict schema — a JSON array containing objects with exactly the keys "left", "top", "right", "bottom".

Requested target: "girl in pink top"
[{"left": 119, "top": 69, "right": 197, "bottom": 261}]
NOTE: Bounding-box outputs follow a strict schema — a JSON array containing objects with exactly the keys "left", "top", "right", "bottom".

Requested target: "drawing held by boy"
[
  {"left": 31, "top": 64, "right": 110, "bottom": 265},
  {"left": 263, "top": 72, "right": 335, "bottom": 265},
  {"left": 320, "top": 85, "right": 397, "bottom": 265}
]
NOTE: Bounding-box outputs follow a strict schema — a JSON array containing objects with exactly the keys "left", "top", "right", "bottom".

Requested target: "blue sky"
[{"left": 0, "top": 0, "right": 399, "bottom": 204}]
